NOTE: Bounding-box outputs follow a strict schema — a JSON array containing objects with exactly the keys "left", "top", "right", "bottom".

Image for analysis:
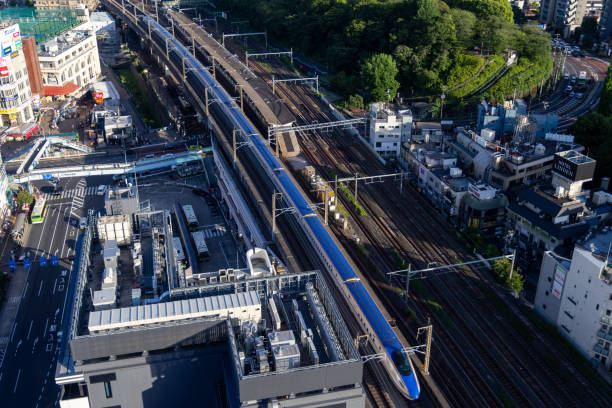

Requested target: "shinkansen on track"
[{"left": 137, "top": 13, "right": 420, "bottom": 400}]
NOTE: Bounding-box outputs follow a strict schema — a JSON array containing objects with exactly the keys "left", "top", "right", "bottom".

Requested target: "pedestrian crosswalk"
[
  {"left": 42, "top": 185, "right": 99, "bottom": 201},
  {"left": 199, "top": 226, "right": 226, "bottom": 239}
]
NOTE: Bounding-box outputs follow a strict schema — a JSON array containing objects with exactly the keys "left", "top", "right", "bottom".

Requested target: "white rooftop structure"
[
  {"left": 88, "top": 291, "right": 261, "bottom": 332},
  {"left": 268, "top": 330, "right": 296, "bottom": 347},
  {"left": 91, "top": 81, "right": 120, "bottom": 104},
  {"left": 93, "top": 289, "right": 117, "bottom": 310},
  {"left": 246, "top": 247, "right": 273, "bottom": 277}
]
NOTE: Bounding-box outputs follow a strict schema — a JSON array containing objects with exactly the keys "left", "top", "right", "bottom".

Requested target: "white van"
[{"left": 97, "top": 185, "right": 107, "bottom": 195}]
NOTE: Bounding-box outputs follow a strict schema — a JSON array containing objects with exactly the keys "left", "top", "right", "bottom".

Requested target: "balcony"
[
  {"left": 597, "top": 327, "right": 612, "bottom": 342},
  {"left": 593, "top": 344, "right": 609, "bottom": 356}
]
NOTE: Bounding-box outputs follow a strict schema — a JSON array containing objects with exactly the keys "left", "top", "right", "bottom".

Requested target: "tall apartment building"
[
  {"left": 535, "top": 230, "right": 612, "bottom": 370},
  {"left": 600, "top": 0, "right": 612, "bottom": 39},
  {"left": 540, "top": 0, "right": 588, "bottom": 36},
  {"left": 369, "top": 102, "right": 412, "bottom": 159},
  {"left": 0, "top": 24, "right": 34, "bottom": 127},
  {"left": 38, "top": 20, "right": 101, "bottom": 97}
]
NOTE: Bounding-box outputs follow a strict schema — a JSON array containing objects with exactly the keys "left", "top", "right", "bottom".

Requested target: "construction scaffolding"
[{"left": 0, "top": 7, "right": 80, "bottom": 43}]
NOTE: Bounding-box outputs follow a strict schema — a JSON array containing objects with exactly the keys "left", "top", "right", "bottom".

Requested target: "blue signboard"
[
  {"left": 39, "top": 257, "right": 47, "bottom": 267},
  {"left": 43, "top": 174, "right": 54, "bottom": 180},
  {"left": 8, "top": 260, "right": 16, "bottom": 271},
  {"left": 2, "top": 46, "right": 11, "bottom": 56},
  {"left": 23, "top": 257, "right": 31, "bottom": 269},
  {"left": 50, "top": 255, "right": 59, "bottom": 266}
]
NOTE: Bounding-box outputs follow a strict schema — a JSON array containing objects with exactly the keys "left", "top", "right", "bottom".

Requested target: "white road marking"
[
  {"left": 10, "top": 323, "right": 16, "bottom": 342},
  {"left": 43, "top": 318, "right": 49, "bottom": 338},
  {"left": 37, "top": 280, "right": 43, "bottom": 296},
  {"left": 31, "top": 337, "right": 38, "bottom": 353},
  {"left": 22, "top": 281, "right": 28, "bottom": 298},
  {"left": 26, "top": 321, "right": 33, "bottom": 340},
  {"left": 52, "top": 278, "right": 57, "bottom": 295},
  {"left": 13, "top": 368, "right": 21, "bottom": 393}
]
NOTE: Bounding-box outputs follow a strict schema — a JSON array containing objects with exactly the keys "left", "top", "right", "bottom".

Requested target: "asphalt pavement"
[{"left": 0, "top": 177, "right": 104, "bottom": 408}]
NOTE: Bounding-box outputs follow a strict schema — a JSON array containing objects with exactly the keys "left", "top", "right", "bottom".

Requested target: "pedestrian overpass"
[
  {"left": 11, "top": 149, "right": 210, "bottom": 183},
  {"left": 15, "top": 135, "right": 94, "bottom": 175}
]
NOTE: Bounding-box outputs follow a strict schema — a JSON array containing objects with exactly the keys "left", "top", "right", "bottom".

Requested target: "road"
[{"left": 0, "top": 177, "right": 104, "bottom": 408}]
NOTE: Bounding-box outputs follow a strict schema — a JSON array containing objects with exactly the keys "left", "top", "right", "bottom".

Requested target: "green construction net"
[{"left": 0, "top": 7, "right": 80, "bottom": 43}]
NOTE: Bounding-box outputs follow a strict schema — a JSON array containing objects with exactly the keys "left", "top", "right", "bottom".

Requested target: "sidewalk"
[{"left": 0, "top": 225, "right": 31, "bottom": 369}]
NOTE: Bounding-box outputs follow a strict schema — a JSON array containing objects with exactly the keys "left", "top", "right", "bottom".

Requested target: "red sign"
[{"left": 93, "top": 92, "right": 104, "bottom": 103}]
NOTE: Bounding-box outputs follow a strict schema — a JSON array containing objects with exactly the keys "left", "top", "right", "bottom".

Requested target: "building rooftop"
[
  {"left": 580, "top": 228, "right": 612, "bottom": 258},
  {"left": 88, "top": 291, "right": 261, "bottom": 332},
  {"left": 38, "top": 22, "right": 93, "bottom": 57},
  {"left": 556, "top": 149, "right": 596, "bottom": 165},
  {"left": 517, "top": 188, "right": 586, "bottom": 218}
]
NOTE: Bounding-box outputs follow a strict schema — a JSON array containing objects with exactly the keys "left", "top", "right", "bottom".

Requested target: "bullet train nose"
[{"left": 404, "top": 373, "right": 420, "bottom": 399}]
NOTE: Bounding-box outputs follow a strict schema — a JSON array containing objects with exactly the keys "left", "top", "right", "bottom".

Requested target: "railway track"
[
  {"left": 131, "top": 6, "right": 612, "bottom": 407},
  {"left": 264, "top": 62, "right": 611, "bottom": 407}
]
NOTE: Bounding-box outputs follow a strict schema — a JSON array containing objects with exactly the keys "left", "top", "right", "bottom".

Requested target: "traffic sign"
[
  {"left": 50, "top": 255, "right": 58, "bottom": 266},
  {"left": 39, "top": 257, "right": 47, "bottom": 267},
  {"left": 8, "top": 260, "right": 16, "bottom": 271}
]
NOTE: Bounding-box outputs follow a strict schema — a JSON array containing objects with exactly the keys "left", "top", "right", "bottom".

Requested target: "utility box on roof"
[
  {"left": 97, "top": 214, "right": 132, "bottom": 246},
  {"left": 272, "top": 343, "right": 301, "bottom": 371}
]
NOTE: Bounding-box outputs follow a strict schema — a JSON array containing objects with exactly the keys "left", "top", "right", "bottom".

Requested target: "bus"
[
  {"left": 578, "top": 71, "right": 587, "bottom": 86},
  {"left": 182, "top": 205, "right": 199, "bottom": 231},
  {"left": 30, "top": 198, "right": 47, "bottom": 224},
  {"left": 191, "top": 230, "right": 209, "bottom": 261}
]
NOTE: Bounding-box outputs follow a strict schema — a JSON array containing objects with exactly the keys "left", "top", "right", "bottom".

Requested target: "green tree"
[
  {"left": 492, "top": 258, "right": 512, "bottom": 280},
  {"left": 360, "top": 53, "right": 400, "bottom": 102},
  {"left": 16, "top": 190, "right": 34, "bottom": 207},
  {"left": 569, "top": 113, "right": 612, "bottom": 184},
  {"left": 506, "top": 271, "right": 524, "bottom": 296},
  {"left": 485, "top": 244, "right": 500, "bottom": 258},
  {"left": 450, "top": 9, "right": 477, "bottom": 49},
  {"left": 347, "top": 94, "right": 364, "bottom": 110}
]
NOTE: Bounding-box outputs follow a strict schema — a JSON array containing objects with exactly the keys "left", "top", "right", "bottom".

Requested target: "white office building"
[
  {"left": 0, "top": 24, "right": 34, "bottom": 127},
  {"left": 369, "top": 102, "right": 412, "bottom": 159},
  {"left": 535, "top": 229, "right": 612, "bottom": 370},
  {"left": 38, "top": 19, "right": 101, "bottom": 97}
]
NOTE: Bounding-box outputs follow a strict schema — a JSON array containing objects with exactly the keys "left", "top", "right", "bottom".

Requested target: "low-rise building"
[
  {"left": 477, "top": 99, "right": 527, "bottom": 137},
  {"left": 448, "top": 127, "right": 584, "bottom": 190},
  {"left": 508, "top": 150, "right": 597, "bottom": 272},
  {"left": 0, "top": 24, "right": 34, "bottom": 127},
  {"left": 38, "top": 19, "right": 101, "bottom": 97},
  {"left": 534, "top": 229, "right": 612, "bottom": 370},
  {"left": 369, "top": 102, "right": 412, "bottom": 159}
]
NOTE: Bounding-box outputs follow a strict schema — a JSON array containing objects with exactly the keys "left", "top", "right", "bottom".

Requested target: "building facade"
[
  {"left": 540, "top": 0, "right": 589, "bottom": 36},
  {"left": 535, "top": 235, "right": 612, "bottom": 370},
  {"left": 35, "top": 0, "right": 99, "bottom": 10},
  {"left": 38, "top": 20, "right": 101, "bottom": 97},
  {"left": 369, "top": 102, "right": 412, "bottom": 159},
  {"left": 0, "top": 24, "right": 34, "bottom": 127}
]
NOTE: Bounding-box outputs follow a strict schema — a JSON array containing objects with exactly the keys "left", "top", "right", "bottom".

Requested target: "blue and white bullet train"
[{"left": 138, "top": 13, "right": 420, "bottom": 400}]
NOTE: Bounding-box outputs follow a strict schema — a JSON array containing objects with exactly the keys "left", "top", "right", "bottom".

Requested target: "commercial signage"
[
  {"left": 0, "top": 66, "right": 8, "bottom": 77},
  {"left": 0, "top": 107, "right": 18, "bottom": 114},
  {"left": 93, "top": 92, "right": 104, "bottom": 103},
  {"left": 552, "top": 153, "right": 596, "bottom": 182},
  {"left": 1, "top": 94, "right": 18, "bottom": 102},
  {"left": 10, "top": 51, "right": 18, "bottom": 58},
  {"left": 551, "top": 264, "right": 567, "bottom": 299},
  {"left": 0, "top": 24, "right": 20, "bottom": 58}
]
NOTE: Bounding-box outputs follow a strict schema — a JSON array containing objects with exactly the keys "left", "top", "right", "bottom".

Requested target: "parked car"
[
  {"left": 565, "top": 85, "right": 573, "bottom": 93},
  {"left": 570, "top": 91, "right": 575, "bottom": 97}
]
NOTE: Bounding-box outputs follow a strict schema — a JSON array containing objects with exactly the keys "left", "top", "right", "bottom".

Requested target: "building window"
[
  {"left": 542, "top": 303, "right": 547, "bottom": 309},
  {"left": 596, "top": 304, "right": 599, "bottom": 310},
  {"left": 607, "top": 310, "right": 611, "bottom": 316},
  {"left": 564, "top": 311, "right": 574, "bottom": 319},
  {"left": 104, "top": 381, "right": 113, "bottom": 398}
]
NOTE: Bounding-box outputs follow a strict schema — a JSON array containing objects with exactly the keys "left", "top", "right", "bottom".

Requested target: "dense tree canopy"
[
  {"left": 218, "top": 0, "right": 552, "bottom": 101},
  {"left": 360, "top": 53, "right": 400, "bottom": 102}
]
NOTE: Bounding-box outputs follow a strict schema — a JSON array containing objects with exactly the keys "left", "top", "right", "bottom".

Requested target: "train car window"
[{"left": 392, "top": 350, "right": 413, "bottom": 376}]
